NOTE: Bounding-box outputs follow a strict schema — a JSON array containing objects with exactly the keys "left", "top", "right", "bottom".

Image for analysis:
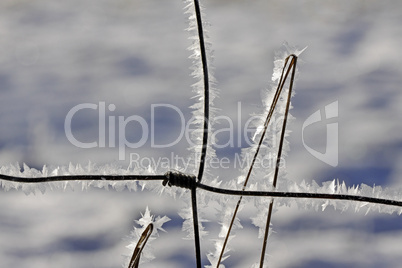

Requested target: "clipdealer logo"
[
  {"left": 302, "top": 101, "right": 338, "bottom": 167},
  {"left": 64, "top": 101, "right": 283, "bottom": 161},
  {"left": 64, "top": 102, "right": 187, "bottom": 160},
  {"left": 64, "top": 101, "right": 338, "bottom": 167}
]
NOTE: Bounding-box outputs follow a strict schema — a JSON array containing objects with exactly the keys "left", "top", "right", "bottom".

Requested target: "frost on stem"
[
  {"left": 244, "top": 42, "right": 307, "bottom": 192},
  {"left": 209, "top": 43, "right": 306, "bottom": 267},
  {"left": 250, "top": 45, "right": 306, "bottom": 265},
  {"left": 124, "top": 207, "right": 170, "bottom": 267}
]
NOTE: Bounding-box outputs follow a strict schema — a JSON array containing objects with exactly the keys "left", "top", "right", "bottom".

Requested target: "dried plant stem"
[
  {"left": 127, "top": 223, "right": 153, "bottom": 268},
  {"left": 216, "top": 55, "right": 298, "bottom": 267},
  {"left": 259, "top": 201, "right": 274, "bottom": 267},
  {"left": 259, "top": 55, "right": 297, "bottom": 267}
]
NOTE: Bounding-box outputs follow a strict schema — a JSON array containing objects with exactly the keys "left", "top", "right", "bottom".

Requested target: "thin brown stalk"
[
  {"left": 128, "top": 223, "right": 154, "bottom": 268},
  {"left": 259, "top": 55, "right": 298, "bottom": 268},
  {"left": 216, "top": 55, "right": 297, "bottom": 267}
]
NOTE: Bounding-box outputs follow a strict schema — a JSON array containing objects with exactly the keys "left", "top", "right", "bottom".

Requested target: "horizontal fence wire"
[
  {"left": 0, "top": 174, "right": 166, "bottom": 183},
  {"left": 1, "top": 173, "right": 402, "bottom": 208}
]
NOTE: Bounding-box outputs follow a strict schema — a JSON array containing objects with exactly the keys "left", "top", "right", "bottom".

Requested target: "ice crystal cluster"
[{"left": 123, "top": 207, "right": 170, "bottom": 266}]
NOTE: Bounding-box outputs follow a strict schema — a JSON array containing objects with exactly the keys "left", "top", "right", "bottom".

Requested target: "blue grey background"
[{"left": 0, "top": 0, "right": 402, "bottom": 267}]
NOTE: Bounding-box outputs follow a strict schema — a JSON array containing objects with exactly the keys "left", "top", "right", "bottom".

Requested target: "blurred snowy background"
[{"left": 1, "top": 0, "right": 402, "bottom": 267}]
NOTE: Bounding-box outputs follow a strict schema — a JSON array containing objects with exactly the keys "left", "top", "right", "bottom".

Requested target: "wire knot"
[{"left": 163, "top": 171, "right": 197, "bottom": 189}]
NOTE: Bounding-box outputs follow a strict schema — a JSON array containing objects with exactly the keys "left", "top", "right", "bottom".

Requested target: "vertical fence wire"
[{"left": 191, "top": 0, "right": 210, "bottom": 267}]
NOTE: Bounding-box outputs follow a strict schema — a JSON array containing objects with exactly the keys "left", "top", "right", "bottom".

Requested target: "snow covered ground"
[{"left": 0, "top": 0, "right": 402, "bottom": 267}]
